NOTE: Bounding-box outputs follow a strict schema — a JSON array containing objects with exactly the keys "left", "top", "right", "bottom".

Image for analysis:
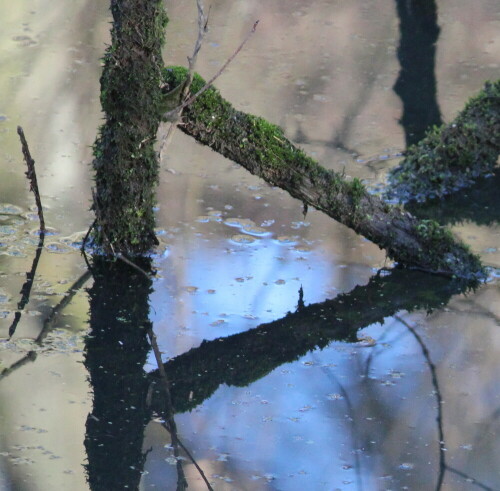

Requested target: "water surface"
[{"left": 0, "top": 1, "right": 499, "bottom": 489}]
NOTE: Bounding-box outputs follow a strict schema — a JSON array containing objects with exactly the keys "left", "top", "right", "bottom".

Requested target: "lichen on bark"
[{"left": 92, "top": 0, "right": 168, "bottom": 255}]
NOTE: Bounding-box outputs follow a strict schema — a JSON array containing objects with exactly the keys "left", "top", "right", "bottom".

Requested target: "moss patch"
[
  {"left": 387, "top": 80, "right": 500, "bottom": 202},
  {"left": 92, "top": 0, "right": 168, "bottom": 255}
]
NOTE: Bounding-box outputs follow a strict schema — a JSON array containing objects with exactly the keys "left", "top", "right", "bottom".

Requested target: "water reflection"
[
  {"left": 84, "top": 258, "right": 153, "bottom": 489},
  {"left": 0, "top": 0, "right": 499, "bottom": 489},
  {"left": 81, "top": 257, "right": 478, "bottom": 489},
  {"left": 393, "top": 0, "right": 443, "bottom": 146}
]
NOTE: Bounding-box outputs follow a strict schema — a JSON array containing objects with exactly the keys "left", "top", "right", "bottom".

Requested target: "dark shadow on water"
[
  {"left": 147, "top": 269, "right": 473, "bottom": 414},
  {"left": 394, "top": 0, "right": 443, "bottom": 147},
  {"left": 406, "top": 168, "right": 500, "bottom": 226},
  {"left": 8, "top": 231, "right": 45, "bottom": 338},
  {"left": 84, "top": 257, "right": 154, "bottom": 490},
  {"left": 82, "top": 258, "right": 479, "bottom": 489}
]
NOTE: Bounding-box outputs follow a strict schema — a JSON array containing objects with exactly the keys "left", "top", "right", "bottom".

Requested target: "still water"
[{"left": 0, "top": 1, "right": 499, "bottom": 489}]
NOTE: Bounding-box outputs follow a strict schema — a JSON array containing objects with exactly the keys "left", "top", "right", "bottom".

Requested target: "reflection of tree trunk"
[
  {"left": 162, "top": 67, "right": 484, "bottom": 279},
  {"left": 394, "top": 0, "right": 442, "bottom": 147},
  {"left": 91, "top": 0, "right": 167, "bottom": 254},
  {"left": 84, "top": 258, "right": 153, "bottom": 490},
  {"left": 148, "top": 269, "right": 471, "bottom": 414}
]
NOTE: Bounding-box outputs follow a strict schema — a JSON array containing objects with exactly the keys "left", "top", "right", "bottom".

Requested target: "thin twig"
[
  {"left": 17, "top": 126, "right": 45, "bottom": 232},
  {"left": 159, "top": 0, "right": 209, "bottom": 160},
  {"left": 163, "top": 20, "right": 259, "bottom": 122}
]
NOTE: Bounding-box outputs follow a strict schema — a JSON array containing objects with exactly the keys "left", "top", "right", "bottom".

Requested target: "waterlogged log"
[
  {"left": 162, "top": 66, "right": 485, "bottom": 279},
  {"left": 387, "top": 80, "right": 500, "bottom": 202}
]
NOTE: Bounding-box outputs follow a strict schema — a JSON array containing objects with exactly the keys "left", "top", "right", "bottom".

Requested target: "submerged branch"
[{"left": 162, "top": 67, "right": 485, "bottom": 279}]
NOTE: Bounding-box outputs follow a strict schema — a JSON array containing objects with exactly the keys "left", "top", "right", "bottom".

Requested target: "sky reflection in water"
[{"left": 0, "top": 0, "right": 499, "bottom": 490}]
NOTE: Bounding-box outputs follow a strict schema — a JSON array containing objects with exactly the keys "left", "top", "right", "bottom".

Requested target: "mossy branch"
[
  {"left": 162, "top": 66, "right": 485, "bottom": 279},
  {"left": 387, "top": 80, "right": 500, "bottom": 202}
]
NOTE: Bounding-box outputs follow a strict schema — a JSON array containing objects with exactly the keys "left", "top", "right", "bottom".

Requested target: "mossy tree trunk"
[
  {"left": 162, "top": 67, "right": 485, "bottom": 279},
  {"left": 92, "top": 0, "right": 168, "bottom": 255}
]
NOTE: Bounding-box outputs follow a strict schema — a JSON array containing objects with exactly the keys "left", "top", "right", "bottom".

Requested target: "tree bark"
[
  {"left": 91, "top": 0, "right": 168, "bottom": 255},
  {"left": 162, "top": 67, "right": 485, "bottom": 279}
]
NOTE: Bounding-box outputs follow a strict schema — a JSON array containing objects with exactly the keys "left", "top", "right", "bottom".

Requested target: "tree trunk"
[
  {"left": 161, "top": 67, "right": 485, "bottom": 279},
  {"left": 91, "top": 0, "right": 168, "bottom": 255}
]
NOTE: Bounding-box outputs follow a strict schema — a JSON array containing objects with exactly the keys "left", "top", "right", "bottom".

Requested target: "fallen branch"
[
  {"left": 161, "top": 67, "right": 485, "bottom": 279},
  {"left": 387, "top": 80, "right": 500, "bottom": 202}
]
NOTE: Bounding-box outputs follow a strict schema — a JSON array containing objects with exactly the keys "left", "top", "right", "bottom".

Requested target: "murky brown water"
[{"left": 0, "top": 1, "right": 499, "bottom": 489}]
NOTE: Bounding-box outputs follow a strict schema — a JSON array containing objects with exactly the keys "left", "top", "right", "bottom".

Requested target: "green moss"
[
  {"left": 92, "top": 0, "right": 168, "bottom": 255},
  {"left": 162, "top": 66, "right": 485, "bottom": 279},
  {"left": 387, "top": 79, "right": 500, "bottom": 202}
]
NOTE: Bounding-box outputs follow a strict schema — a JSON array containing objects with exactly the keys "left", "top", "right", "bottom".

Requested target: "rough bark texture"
[
  {"left": 92, "top": 1, "right": 168, "bottom": 255},
  {"left": 387, "top": 80, "right": 500, "bottom": 202},
  {"left": 162, "top": 67, "right": 485, "bottom": 279}
]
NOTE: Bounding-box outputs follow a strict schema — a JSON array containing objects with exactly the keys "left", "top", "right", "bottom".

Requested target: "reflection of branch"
[
  {"left": 446, "top": 466, "right": 496, "bottom": 491},
  {"left": 148, "top": 269, "right": 471, "bottom": 415},
  {"left": 8, "top": 232, "right": 45, "bottom": 338},
  {"left": 316, "top": 360, "right": 363, "bottom": 490},
  {"left": 36, "top": 270, "right": 92, "bottom": 344},
  {"left": 148, "top": 327, "right": 213, "bottom": 490},
  {"left": 396, "top": 316, "right": 445, "bottom": 491},
  {"left": 0, "top": 271, "right": 92, "bottom": 380}
]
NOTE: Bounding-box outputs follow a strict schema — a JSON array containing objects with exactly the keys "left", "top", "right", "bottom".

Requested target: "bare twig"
[
  {"left": 163, "top": 20, "right": 259, "bottom": 122},
  {"left": 159, "top": 0, "right": 209, "bottom": 159},
  {"left": 81, "top": 218, "right": 96, "bottom": 253},
  {"left": 17, "top": 126, "right": 45, "bottom": 232}
]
